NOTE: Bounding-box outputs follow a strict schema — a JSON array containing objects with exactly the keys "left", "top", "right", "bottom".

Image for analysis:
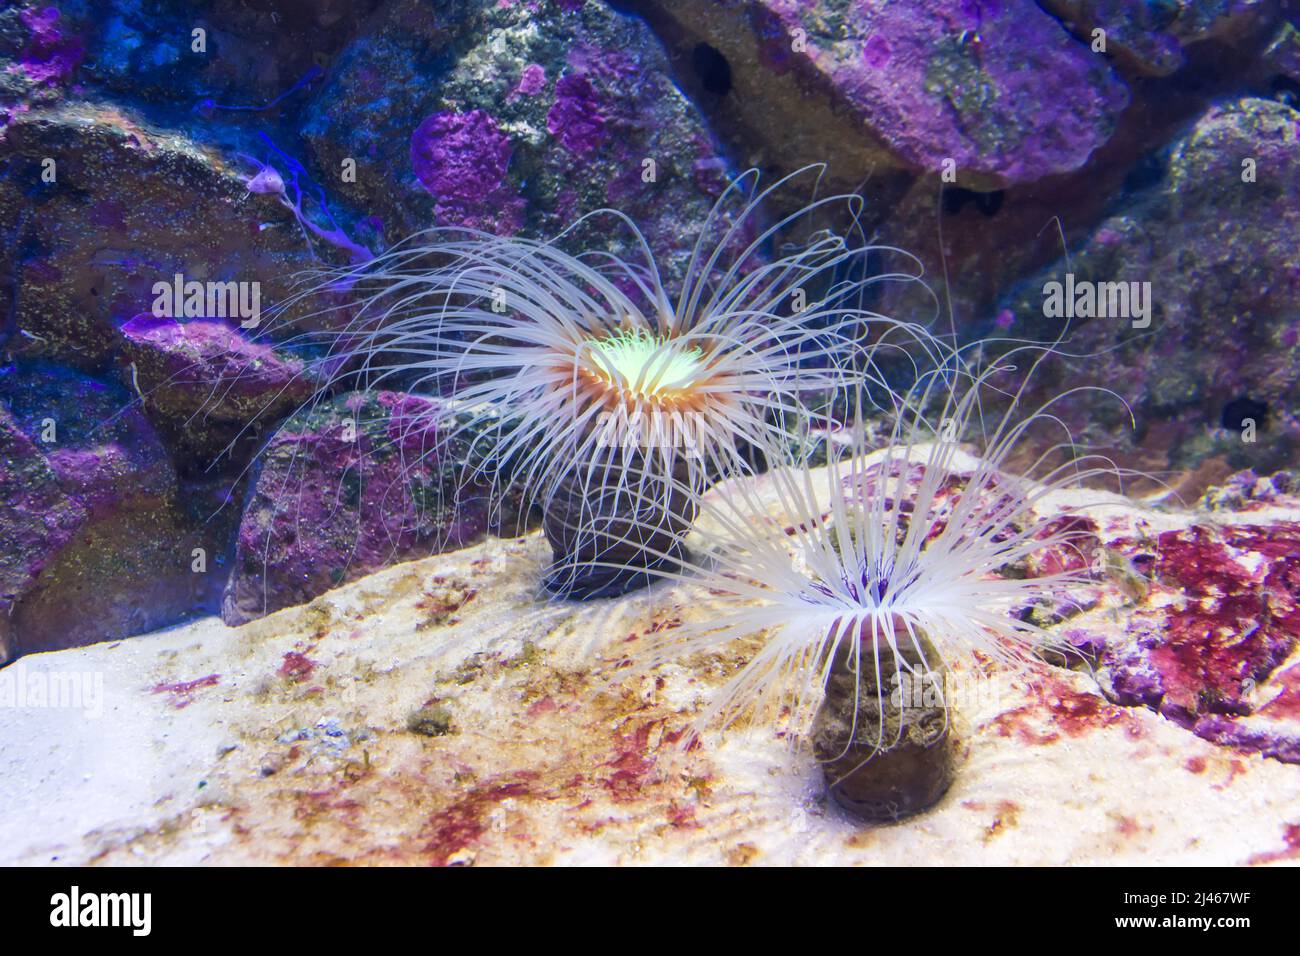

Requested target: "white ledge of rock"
[{"left": 2, "top": 458, "right": 1298, "bottom": 866}]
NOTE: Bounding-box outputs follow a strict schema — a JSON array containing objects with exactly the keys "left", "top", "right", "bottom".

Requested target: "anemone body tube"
[
  {"left": 541, "top": 455, "right": 701, "bottom": 599},
  {"left": 811, "top": 621, "right": 953, "bottom": 823}
]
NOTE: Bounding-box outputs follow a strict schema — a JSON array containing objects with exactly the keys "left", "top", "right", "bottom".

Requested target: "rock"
[
  {"left": 0, "top": 4, "right": 84, "bottom": 103},
  {"left": 0, "top": 0, "right": 376, "bottom": 121},
  {"left": 1081, "top": 470, "right": 1300, "bottom": 766},
  {"left": 83, "top": 0, "right": 377, "bottom": 115},
  {"left": 2, "top": 454, "right": 1299, "bottom": 864},
  {"left": 116, "top": 313, "right": 314, "bottom": 472},
  {"left": 858, "top": 5, "right": 1291, "bottom": 341},
  {"left": 1040, "top": 0, "right": 1281, "bottom": 76},
  {"left": 992, "top": 97, "right": 1300, "bottom": 483},
  {"left": 299, "top": 0, "right": 734, "bottom": 282},
  {"left": 1198, "top": 469, "right": 1297, "bottom": 512},
  {"left": 0, "top": 103, "right": 323, "bottom": 372},
  {"left": 1259, "top": 19, "right": 1300, "bottom": 88},
  {"left": 628, "top": 0, "right": 1129, "bottom": 191},
  {"left": 1096, "top": 524, "right": 1299, "bottom": 730},
  {"left": 221, "top": 390, "right": 503, "bottom": 625},
  {"left": 0, "top": 400, "right": 82, "bottom": 663},
  {"left": 0, "top": 362, "right": 229, "bottom": 662}
]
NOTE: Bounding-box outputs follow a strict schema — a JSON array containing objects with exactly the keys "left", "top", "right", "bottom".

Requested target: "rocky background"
[{"left": 1, "top": 0, "right": 1297, "bottom": 665}]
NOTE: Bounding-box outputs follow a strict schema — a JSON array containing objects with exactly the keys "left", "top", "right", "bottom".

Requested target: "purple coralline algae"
[
  {"left": 410, "top": 108, "right": 525, "bottom": 234},
  {"left": 546, "top": 73, "right": 607, "bottom": 157},
  {"left": 15, "top": 5, "right": 83, "bottom": 87},
  {"left": 221, "top": 392, "right": 498, "bottom": 625},
  {"left": 515, "top": 63, "right": 547, "bottom": 97}
]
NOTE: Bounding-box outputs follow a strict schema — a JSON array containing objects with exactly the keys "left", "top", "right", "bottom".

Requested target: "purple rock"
[
  {"left": 632, "top": 0, "right": 1129, "bottom": 189},
  {"left": 0, "top": 363, "right": 228, "bottom": 661},
  {"left": 299, "top": 0, "right": 735, "bottom": 286},
  {"left": 221, "top": 392, "right": 502, "bottom": 625},
  {"left": 117, "top": 314, "right": 314, "bottom": 466},
  {"left": 1193, "top": 714, "right": 1300, "bottom": 765},
  {"left": 861, "top": 34, "right": 891, "bottom": 68},
  {"left": 994, "top": 97, "right": 1300, "bottom": 480},
  {"left": 0, "top": 405, "right": 86, "bottom": 661},
  {"left": 0, "top": 106, "right": 326, "bottom": 375}
]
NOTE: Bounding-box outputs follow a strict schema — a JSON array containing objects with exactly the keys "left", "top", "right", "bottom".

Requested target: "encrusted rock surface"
[
  {"left": 221, "top": 391, "right": 501, "bottom": 626},
  {"left": 300, "top": 0, "right": 734, "bottom": 279},
  {"left": 116, "top": 313, "right": 314, "bottom": 470},
  {"left": 3, "top": 455, "right": 1297, "bottom": 865},
  {"left": 0, "top": 104, "right": 319, "bottom": 372},
  {"left": 629, "top": 0, "right": 1129, "bottom": 190},
  {"left": 993, "top": 97, "right": 1300, "bottom": 483},
  {"left": 0, "top": 362, "right": 228, "bottom": 663},
  {"left": 1040, "top": 0, "right": 1280, "bottom": 76}
]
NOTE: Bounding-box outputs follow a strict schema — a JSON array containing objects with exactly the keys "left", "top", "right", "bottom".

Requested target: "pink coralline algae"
[
  {"left": 410, "top": 109, "right": 524, "bottom": 234},
  {"left": 16, "top": 6, "right": 84, "bottom": 87},
  {"left": 546, "top": 73, "right": 607, "bottom": 157},
  {"left": 118, "top": 314, "right": 312, "bottom": 420},
  {"left": 152, "top": 674, "right": 220, "bottom": 709},
  {"left": 516, "top": 64, "right": 547, "bottom": 96},
  {"left": 1099, "top": 523, "right": 1300, "bottom": 762}
]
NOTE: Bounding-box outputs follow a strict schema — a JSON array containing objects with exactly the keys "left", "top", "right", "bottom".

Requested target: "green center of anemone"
[{"left": 586, "top": 330, "right": 705, "bottom": 395}]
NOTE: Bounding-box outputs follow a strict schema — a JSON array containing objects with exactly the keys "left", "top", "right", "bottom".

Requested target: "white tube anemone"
[
  {"left": 297, "top": 170, "right": 930, "bottom": 498},
  {"left": 611, "top": 346, "right": 1132, "bottom": 745},
  {"left": 247, "top": 167, "right": 940, "bottom": 595}
]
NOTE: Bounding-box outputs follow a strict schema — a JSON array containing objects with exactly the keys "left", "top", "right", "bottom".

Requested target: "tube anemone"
[
  {"left": 611, "top": 347, "right": 1129, "bottom": 817},
  {"left": 259, "top": 167, "right": 936, "bottom": 598}
]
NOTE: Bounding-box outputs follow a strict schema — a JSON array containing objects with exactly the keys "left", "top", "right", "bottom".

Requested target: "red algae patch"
[
  {"left": 278, "top": 651, "right": 317, "bottom": 682},
  {"left": 151, "top": 673, "right": 220, "bottom": 709},
  {"left": 1098, "top": 523, "right": 1300, "bottom": 763}
]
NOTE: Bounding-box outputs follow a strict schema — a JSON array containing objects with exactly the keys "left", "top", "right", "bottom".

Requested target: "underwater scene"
[{"left": 0, "top": 0, "right": 1298, "bottom": 874}]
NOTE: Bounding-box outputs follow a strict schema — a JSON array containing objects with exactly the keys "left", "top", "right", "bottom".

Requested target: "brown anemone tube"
[
  {"left": 811, "top": 616, "right": 954, "bottom": 823},
  {"left": 541, "top": 454, "right": 701, "bottom": 600}
]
